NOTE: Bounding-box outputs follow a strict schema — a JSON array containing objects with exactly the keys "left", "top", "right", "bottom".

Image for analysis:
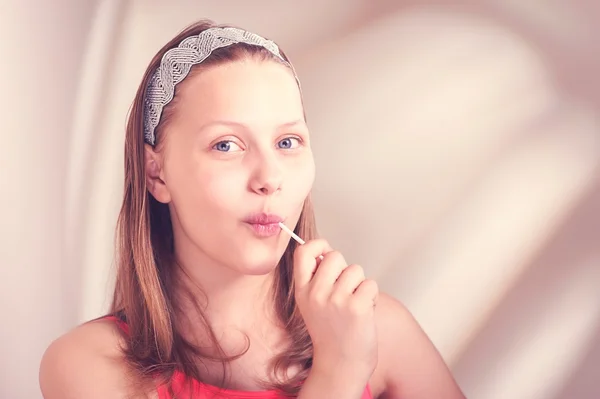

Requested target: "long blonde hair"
[{"left": 109, "top": 19, "right": 317, "bottom": 397}]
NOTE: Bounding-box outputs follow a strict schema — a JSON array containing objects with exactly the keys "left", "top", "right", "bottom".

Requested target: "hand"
[{"left": 293, "top": 239, "right": 379, "bottom": 384}]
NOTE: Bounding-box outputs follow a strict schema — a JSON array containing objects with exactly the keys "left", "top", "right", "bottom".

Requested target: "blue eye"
[
  {"left": 213, "top": 141, "right": 242, "bottom": 152},
  {"left": 277, "top": 137, "right": 300, "bottom": 149}
]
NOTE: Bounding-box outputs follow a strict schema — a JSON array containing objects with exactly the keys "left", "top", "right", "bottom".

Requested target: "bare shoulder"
[
  {"left": 369, "top": 292, "right": 466, "bottom": 399},
  {"left": 39, "top": 318, "right": 145, "bottom": 399}
]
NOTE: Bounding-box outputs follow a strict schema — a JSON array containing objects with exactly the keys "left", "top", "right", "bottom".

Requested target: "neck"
[
  {"left": 172, "top": 239, "right": 278, "bottom": 332},
  {"left": 181, "top": 265, "right": 275, "bottom": 324}
]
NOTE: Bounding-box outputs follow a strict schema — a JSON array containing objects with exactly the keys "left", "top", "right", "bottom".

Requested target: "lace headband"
[{"left": 143, "top": 26, "right": 299, "bottom": 145}]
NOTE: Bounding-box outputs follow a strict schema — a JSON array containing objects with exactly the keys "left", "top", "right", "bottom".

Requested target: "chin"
[
  {"left": 232, "top": 242, "right": 286, "bottom": 276},
  {"left": 239, "top": 260, "right": 280, "bottom": 276},
  {"left": 235, "top": 250, "right": 283, "bottom": 276}
]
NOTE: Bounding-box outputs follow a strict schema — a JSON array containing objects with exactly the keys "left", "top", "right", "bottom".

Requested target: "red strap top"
[{"left": 105, "top": 316, "right": 373, "bottom": 399}]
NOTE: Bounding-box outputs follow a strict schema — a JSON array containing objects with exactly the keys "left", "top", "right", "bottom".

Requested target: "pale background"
[{"left": 1, "top": 0, "right": 599, "bottom": 398}]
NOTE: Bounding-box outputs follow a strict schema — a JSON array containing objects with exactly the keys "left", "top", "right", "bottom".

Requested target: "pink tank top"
[{"left": 106, "top": 316, "right": 373, "bottom": 399}]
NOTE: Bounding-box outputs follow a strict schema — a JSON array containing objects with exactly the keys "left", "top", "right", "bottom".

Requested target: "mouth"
[{"left": 243, "top": 213, "right": 284, "bottom": 238}]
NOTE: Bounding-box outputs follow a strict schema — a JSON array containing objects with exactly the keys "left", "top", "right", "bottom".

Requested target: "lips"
[
  {"left": 243, "top": 213, "right": 284, "bottom": 237},
  {"left": 243, "top": 213, "right": 284, "bottom": 225}
]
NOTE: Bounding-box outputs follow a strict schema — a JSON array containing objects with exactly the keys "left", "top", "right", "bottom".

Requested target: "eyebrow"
[{"left": 197, "top": 119, "right": 307, "bottom": 132}]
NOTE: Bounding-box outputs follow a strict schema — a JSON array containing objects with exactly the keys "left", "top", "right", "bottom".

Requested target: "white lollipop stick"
[
  {"left": 278, "top": 222, "right": 324, "bottom": 260},
  {"left": 278, "top": 222, "right": 305, "bottom": 245}
]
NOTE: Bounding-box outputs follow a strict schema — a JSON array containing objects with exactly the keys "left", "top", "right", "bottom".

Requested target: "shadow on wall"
[
  {"left": 452, "top": 179, "right": 600, "bottom": 399},
  {"left": 368, "top": 0, "right": 600, "bottom": 104},
  {"left": 552, "top": 321, "right": 600, "bottom": 399}
]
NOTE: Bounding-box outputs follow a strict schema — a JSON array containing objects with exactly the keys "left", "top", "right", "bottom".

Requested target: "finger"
[
  {"left": 293, "top": 239, "right": 333, "bottom": 289},
  {"left": 331, "top": 264, "right": 365, "bottom": 298},
  {"left": 311, "top": 250, "right": 349, "bottom": 293},
  {"left": 353, "top": 279, "right": 379, "bottom": 308}
]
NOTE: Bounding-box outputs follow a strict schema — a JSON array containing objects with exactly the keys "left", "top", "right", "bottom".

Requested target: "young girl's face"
[{"left": 150, "top": 59, "right": 314, "bottom": 275}]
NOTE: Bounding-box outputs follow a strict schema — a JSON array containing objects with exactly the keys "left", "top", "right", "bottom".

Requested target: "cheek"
[
  {"left": 202, "top": 170, "right": 245, "bottom": 205},
  {"left": 285, "top": 157, "right": 315, "bottom": 201},
  {"left": 166, "top": 157, "right": 246, "bottom": 213},
  {"left": 189, "top": 165, "right": 251, "bottom": 212}
]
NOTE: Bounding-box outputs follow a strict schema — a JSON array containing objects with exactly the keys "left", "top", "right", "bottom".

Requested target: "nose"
[{"left": 249, "top": 153, "right": 283, "bottom": 196}]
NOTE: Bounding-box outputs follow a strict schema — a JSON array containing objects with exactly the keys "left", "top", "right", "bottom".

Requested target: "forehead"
[{"left": 175, "top": 59, "right": 304, "bottom": 127}]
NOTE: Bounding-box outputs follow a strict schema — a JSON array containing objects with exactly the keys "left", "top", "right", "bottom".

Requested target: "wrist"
[{"left": 311, "top": 355, "right": 375, "bottom": 382}]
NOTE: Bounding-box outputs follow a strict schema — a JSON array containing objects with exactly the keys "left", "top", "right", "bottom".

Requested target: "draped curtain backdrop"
[{"left": 1, "top": 1, "right": 599, "bottom": 398}]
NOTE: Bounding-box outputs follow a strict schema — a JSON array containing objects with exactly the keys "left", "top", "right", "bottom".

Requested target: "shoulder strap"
[{"left": 103, "top": 315, "right": 130, "bottom": 335}]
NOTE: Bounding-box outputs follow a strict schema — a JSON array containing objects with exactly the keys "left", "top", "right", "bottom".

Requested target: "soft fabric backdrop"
[{"left": 1, "top": 1, "right": 599, "bottom": 398}]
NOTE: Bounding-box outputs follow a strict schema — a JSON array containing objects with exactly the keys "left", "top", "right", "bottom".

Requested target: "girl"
[{"left": 40, "top": 20, "right": 465, "bottom": 399}]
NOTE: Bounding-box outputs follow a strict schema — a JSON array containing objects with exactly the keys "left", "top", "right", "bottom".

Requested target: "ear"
[{"left": 144, "top": 144, "right": 171, "bottom": 203}]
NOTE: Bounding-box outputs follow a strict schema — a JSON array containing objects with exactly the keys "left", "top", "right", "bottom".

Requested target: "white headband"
[{"left": 143, "top": 26, "right": 299, "bottom": 145}]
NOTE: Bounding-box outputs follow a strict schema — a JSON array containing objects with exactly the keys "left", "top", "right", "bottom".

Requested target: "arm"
[
  {"left": 374, "top": 293, "right": 466, "bottom": 399},
  {"left": 39, "top": 320, "right": 140, "bottom": 399}
]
